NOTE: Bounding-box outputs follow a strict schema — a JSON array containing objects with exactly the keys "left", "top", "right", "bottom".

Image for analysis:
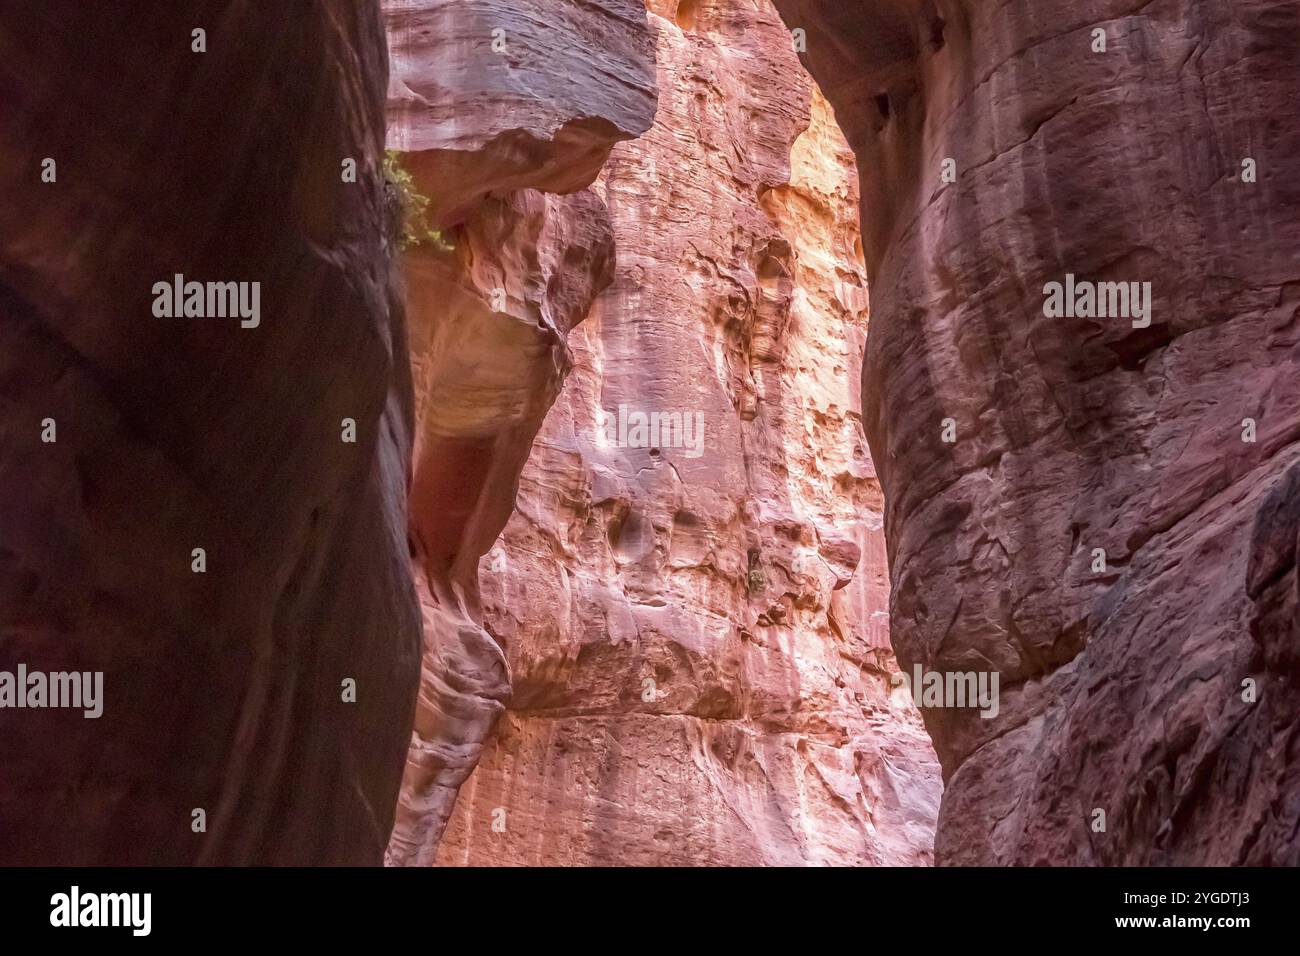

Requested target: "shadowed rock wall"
[
  {"left": 0, "top": 1, "right": 420, "bottom": 864},
  {"left": 774, "top": 0, "right": 1300, "bottom": 864}
]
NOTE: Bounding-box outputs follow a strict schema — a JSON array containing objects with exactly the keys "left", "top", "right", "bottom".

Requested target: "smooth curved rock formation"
[
  {"left": 775, "top": 0, "right": 1300, "bottom": 864},
  {"left": 0, "top": 1, "right": 420, "bottom": 864},
  {"left": 428, "top": 0, "right": 940, "bottom": 867},
  {"left": 382, "top": 0, "right": 658, "bottom": 865}
]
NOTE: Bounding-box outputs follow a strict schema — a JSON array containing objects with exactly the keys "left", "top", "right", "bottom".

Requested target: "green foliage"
[{"left": 384, "top": 150, "right": 453, "bottom": 252}]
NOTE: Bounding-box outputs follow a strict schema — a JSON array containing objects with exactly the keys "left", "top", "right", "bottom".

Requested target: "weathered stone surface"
[
  {"left": 385, "top": 0, "right": 658, "bottom": 225},
  {"left": 430, "top": 0, "right": 940, "bottom": 867},
  {"left": 382, "top": 0, "right": 658, "bottom": 865},
  {"left": 775, "top": 0, "right": 1300, "bottom": 864},
  {"left": 0, "top": 1, "right": 420, "bottom": 864},
  {"left": 387, "top": 188, "right": 621, "bottom": 865}
]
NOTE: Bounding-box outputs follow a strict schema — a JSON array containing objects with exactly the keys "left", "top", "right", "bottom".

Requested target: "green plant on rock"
[{"left": 383, "top": 149, "right": 453, "bottom": 252}]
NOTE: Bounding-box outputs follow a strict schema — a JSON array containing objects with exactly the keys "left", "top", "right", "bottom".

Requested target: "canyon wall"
[
  {"left": 381, "top": 0, "right": 659, "bottom": 865},
  {"left": 398, "top": 0, "right": 941, "bottom": 866},
  {"left": 7, "top": 0, "right": 1283, "bottom": 870},
  {"left": 774, "top": 0, "right": 1300, "bottom": 864},
  {"left": 0, "top": 2, "right": 419, "bottom": 863}
]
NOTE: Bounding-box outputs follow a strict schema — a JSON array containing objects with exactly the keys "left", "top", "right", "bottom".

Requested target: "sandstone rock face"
[
  {"left": 774, "top": 0, "right": 1300, "bottom": 864},
  {"left": 0, "top": 1, "right": 420, "bottom": 863},
  {"left": 381, "top": 0, "right": 659, "bottom": 865},
  {"left": 385, "top": 0, "right": 659, "bottom": 225},
  {"left": 428, "top": 0, "right": 941, "bottom": 867}
]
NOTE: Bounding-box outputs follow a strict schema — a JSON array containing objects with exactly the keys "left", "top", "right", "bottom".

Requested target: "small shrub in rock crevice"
[{"left": 383, "top": 149, "right": 453, "bottom": 252}]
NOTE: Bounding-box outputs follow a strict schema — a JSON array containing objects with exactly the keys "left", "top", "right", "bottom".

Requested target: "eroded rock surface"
[
  {"left": 430, "top": 0, "right": 940, "bottom": 867},
  {"left": 0, "top": 1, "right": 419, "bottom": 864},
  {"left": 775, "top": 0, "right": 1300, "bottom": 864},
  {"left": 382, "top": 0, "right": 658, "bottom": 865},
  {"left": 385, "top": 0, "right": 658, "bottom": 225}
]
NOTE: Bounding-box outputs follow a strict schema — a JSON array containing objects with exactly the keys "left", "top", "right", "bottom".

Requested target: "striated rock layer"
[
  {"left": 429, "top": 0, "right": 941, "bottom": 867},
  {"left": 0, "top": 1, "right": 420, "bottom": 863},
  {"left": 774, "top": 0, "right": 1300, "bottom": 864},
  {"left": 382, "top": 0, "right": 659, "bottom": 865}
]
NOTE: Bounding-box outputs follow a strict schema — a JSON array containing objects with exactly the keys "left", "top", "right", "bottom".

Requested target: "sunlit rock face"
[
  {"left": 774, "top": 0, "right": 1300, "bottom": 864},
  {"left": 429, "top": 0, "right": 941, "bottom": 867},
  {"left": 381, "top": 0, "right": 658, "bottom": 866},
  {"left": 0, "top": 1, "right": 419, "bottom": 864}
]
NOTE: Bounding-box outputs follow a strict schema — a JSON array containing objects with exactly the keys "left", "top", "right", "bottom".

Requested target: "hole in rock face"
[
  {"left": 875, "top": 93, "right": 891, "bottom": 119},
  {"left": 676, "top": 0, "right": 698, "bottom": 30},
  {"left": 757, "top": 252, "right": 788, "bottom": 294},
  {"left": 1105, "top": 322, "right": 1176, "bottom": 371},
  {"left": 929, "top": 16, "right": 946, "bottom": 51},
  {"left": 608, "top": 507, "right": 654, "bottom": 563}
]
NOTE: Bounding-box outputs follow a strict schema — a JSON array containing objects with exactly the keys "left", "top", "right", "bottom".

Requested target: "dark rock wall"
[
  {"left": 774, "top": 0, "right": 1300, "bottom": 864},
  {"left": 0, "top": 0, "right": 421, "bottom": 864}
]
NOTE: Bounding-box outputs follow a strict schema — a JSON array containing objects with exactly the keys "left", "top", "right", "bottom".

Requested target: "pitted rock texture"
[
  {"left": 774, "top": 0, "right": 1300, "bottom": 864},
  {"left": 382, "top": 0, "right": 658, "bottom": 865},
  {"left": 0, "top": 1, "right": 420, "bottom": 864},
  {"left": 430, "top": 0, "right": 941, "bottom": 867}
]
